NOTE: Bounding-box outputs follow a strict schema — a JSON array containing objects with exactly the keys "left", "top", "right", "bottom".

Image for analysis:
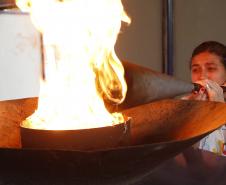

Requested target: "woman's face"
[{"left": 191, "top": 51, "right": 226, "bottom": 85}]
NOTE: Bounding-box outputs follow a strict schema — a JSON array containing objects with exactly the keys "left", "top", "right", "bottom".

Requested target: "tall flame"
[{"left": 16, "top": 0, "right": 131, "bottom": 130}]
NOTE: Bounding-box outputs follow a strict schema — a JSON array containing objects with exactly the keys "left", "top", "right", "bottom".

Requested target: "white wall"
[
  {"left": 116, "top": 0, "right": 162, "bottom": 71},
  {"left": 174, "top": 0, "right": 226, "bottom": 82},
  {"left": 0, "top": 11, "right": 41, "bottom": 100}
]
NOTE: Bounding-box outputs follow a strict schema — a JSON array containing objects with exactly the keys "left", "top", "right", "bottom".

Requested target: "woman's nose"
[{"left": 199, "top": 70, "right": 207, "bottom": 80}]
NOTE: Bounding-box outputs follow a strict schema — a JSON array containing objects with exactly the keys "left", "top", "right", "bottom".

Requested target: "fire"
[{"left": 16, "top": 0, "right": 131, "bottom": 130}]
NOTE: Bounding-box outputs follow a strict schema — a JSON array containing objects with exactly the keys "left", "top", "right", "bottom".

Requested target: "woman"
[{"left": 186, "top": 41, "right": 226, "bottom": 155}]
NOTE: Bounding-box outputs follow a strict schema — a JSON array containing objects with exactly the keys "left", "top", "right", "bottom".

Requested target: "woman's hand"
[
  {"left": 182, "top": 87, "right": 207, "bottom": 100},
  {"left": 222, "top": 82, "right": 226, "bottom": 100},
  {"left": 192, "top": 80, "right": 224, "bottom": 102}
]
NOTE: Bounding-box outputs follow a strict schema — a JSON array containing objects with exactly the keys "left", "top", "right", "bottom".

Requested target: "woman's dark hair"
[{"left": 191, "top": 41, "right": 226, "bottom": 69}]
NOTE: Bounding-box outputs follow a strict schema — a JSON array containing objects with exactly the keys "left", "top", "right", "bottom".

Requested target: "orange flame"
[{"left": 16, "top": 0, "right": 131, "bottom": 130}]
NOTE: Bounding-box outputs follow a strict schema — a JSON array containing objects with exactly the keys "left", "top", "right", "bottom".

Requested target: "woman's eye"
[
  {"left": 192, "top": 68, "right": 199, "bottom": 73},
  {"left": 207, "top": 67, "right": 217, "bottom": 72}
]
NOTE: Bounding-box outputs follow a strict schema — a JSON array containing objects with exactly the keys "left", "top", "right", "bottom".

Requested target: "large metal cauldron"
[
  {"left": 0, "top": 133, "right": 206, "bottom": 185},
  {"left": 0, "top": 99, "right": 226, "bottom": 185}
]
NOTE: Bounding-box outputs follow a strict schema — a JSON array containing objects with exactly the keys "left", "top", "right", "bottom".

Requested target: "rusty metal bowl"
[
  {"left": 0, "top": 99, "right": 226, "bottom": 184},
  {"left": 20, "top": 118, "right": 130, "bottom": 151}
]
